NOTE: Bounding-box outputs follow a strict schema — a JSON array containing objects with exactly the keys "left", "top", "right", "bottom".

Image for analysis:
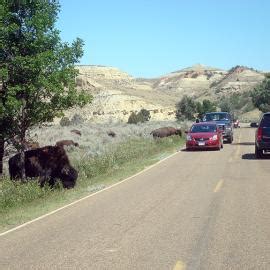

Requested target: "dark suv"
[
  {"left": 255, "top": 112, "right": 270, "bottom": 158},
  {"left": 202, "top": 112, "right": 233, "bottom": 143}
]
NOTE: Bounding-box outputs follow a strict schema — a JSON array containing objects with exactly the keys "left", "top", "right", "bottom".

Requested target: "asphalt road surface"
[{"left": 1, "top": 125, "right": 270, "bottom": 270}]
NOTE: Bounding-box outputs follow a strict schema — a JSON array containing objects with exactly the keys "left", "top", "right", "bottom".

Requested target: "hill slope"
[{"left": 64, "top": 64, "right": 265, "bottom": 123}]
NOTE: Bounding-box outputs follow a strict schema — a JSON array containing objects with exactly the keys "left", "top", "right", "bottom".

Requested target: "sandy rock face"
[
  {"left": 65, "top": 89, "right": 176, "bottom": 123},
  {"left": 61, "top": 64, "right": 265, "bottom": 123}
]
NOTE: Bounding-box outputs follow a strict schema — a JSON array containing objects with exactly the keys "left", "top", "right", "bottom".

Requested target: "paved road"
[{"left": 1, "top": 126, "right": 270, "bottom": 270}]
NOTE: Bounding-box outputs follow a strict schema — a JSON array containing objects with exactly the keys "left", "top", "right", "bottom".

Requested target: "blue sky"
[{"left": 57, "top": 0, "right": 270, "bottom": 78}]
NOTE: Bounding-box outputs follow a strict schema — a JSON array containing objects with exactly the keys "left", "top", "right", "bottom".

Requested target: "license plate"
[{"left": 198, "top": 141, "right": 205, "bottom": 146}]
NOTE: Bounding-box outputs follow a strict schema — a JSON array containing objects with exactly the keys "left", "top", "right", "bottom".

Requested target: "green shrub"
[
  {"left": 128, "top": 109, "right": 151, "bottom": 124},
  {"left": 176, "top": 95, "right": 197, "bottom": 120},
  {"left": 71, "top": 113, "right": 84, "bottom": 125},
  {"left": 127, "top": 112, "right": 142, "bottom": 124},
  {"left": 251, "top": 78, "right": 270, "bottom": 113},
  {"left": 60, "top": 117, "right": 71, "bottom": 127},
  {"left": 138, "top": 109, "right": 151, "bottom": 122}
]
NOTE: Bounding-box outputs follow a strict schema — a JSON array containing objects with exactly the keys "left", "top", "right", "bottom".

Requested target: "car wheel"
[
  {"left": 227, "top": 136, "right": 233, "bottom": 143},
  {"left": 255, "top": 145, "right": 263, "bottom": 159}
]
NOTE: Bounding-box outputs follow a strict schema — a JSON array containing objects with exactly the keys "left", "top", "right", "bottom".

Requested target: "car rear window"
[
  {"left": 260, "top": 114, "right": 270, "bottom": 127},
  {"left": 191, "top": 125, "right": 217, "bottom": 133},
  {"left": 203, "top": 113, "right": 229, "bottom": 122}
]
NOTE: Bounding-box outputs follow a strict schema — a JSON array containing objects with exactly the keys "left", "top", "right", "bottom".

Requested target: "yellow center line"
[
  {"left": 173, "top": 261, "right": 186, "bottom": 270},
  {"left": 229, "top": 132, "right": 242, "bottom": 162},
  {"left": 214, "top": 179, "right": 224, "bottom": 193},
  {"left": 233, "top": 132, "right": 242, "bottom": 159}
]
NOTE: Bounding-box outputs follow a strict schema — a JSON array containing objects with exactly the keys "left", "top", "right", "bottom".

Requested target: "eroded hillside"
[{"left": 63, "top": 64, "right": 265, "bottom": 123}]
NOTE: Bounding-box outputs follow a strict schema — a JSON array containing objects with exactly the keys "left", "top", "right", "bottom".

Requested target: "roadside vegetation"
[
  {"left": 0, "top": 120, "right": 185, "bottom": 232},
  {"left": 251, "top": 73, "right": 270, "bottom": 113},
  {"left": 176, "top": 91, "right": 257, "bottom": 122},
  {"left": 176, "top": 95, "right": 216, "bottom": 121},
  {"left": 127, "top": 109, "right": 151, "bottom": 124}
]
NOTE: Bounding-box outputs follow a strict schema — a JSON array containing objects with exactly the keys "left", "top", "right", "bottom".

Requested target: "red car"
[{"left": 186, "top": 122, "right": 223, "bottom": 150}]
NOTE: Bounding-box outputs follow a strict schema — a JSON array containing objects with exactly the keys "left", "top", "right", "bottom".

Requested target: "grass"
[{"left": 0, "top": 135, "right": 184, "bottom": 233}]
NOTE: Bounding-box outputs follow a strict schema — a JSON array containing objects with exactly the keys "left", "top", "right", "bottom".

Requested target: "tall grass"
[
  {"left": 0, "top": 120, "right": 186, "bottom": 231},
  {"left": 75, "top": 137, "right": 182, "bottom": 181},
  {"left": 0, "top": 135, "right": 184, "bottom": 214},
  {"left": 0, "top": 178, "right": 54, "bottom": 210}
]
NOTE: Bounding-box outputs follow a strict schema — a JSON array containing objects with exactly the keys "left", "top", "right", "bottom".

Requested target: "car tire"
[
  {"left": 255, "top": 145, "right": 263, "bottom": 159},
  {"left": 227, "top": 135, "right": 233, "bottom": 143}
]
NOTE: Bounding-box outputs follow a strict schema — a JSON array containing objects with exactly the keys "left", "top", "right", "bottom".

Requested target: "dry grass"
[{"left": 0, "top": 120, "right": 186, "bottom": 231}]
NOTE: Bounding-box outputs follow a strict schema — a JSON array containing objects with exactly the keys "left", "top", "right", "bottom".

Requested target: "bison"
[
  {"left": 107, "top": 130, "right": 116, "bottom": 138},
  {"left": 8, "top": 146, "right": 78, "bottom": 189},
  {"left": 150, "top": 127, "right": 182, "bottom": 138},
  {"left": 70, "top": 129, "right": 82, "bottom": 136},
  {"left": 56, "top": 140, "right": 79, "bottom": 148},
  {"left": 24, "top": 141, "right": 40, "bottom": 150}
]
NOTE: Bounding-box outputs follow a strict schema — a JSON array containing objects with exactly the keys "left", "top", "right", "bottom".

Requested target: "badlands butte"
[{"left": 68, "top": 64, "right": 265, "bottom": 123}]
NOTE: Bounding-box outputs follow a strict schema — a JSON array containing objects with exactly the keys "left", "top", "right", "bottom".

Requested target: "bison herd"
[{"left": 7, "top": 126, "right": 182, "bottom": 189}]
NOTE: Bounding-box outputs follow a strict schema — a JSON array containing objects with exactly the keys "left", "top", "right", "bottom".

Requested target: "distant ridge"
[
  {"left": 169, "top": 64, "right": 224, "bottom": 75},
  {"left": 181, "top": 63, "right": 224, "bottom": 72}
]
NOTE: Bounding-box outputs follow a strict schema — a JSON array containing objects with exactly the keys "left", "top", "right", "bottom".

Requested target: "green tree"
[
  {"left": 196, "top": 99, "right": 216, "bottom": 119},
  {"left": 138, "top": 108, "right": 151, "bottom": 122},
  {"left": 202, "top": 99, "right": 216, "bottom": 113},
  {"left": 0, "top": 0, "right": 92, "bottom": 176},
  {"left": 219, "top": 99, "right": 232, "bottom": 113},
  {"left": 251, "top": 78, "right": 270, "bottom": 113},
  {"left": 127, "top": 109, "right": 151, "bottom": 124},
  {"left": 128, "top": 112, "right": 141, "bottom": 124},
  {"left": 176, "top": 95, "right": 197, "bottom": 120}
]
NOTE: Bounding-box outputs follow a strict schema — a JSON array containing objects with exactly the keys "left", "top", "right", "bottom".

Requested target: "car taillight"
[{"left": 257, "top": 127, "right": 262, "bottom": 141}]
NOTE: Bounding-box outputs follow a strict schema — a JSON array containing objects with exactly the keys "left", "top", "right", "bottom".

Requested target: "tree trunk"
[
  {"left": 0, "top": 137, "right": 4, "bottom": 176},
  {"left": 19, "top": 98, "right": 27, "bottom": 180}
]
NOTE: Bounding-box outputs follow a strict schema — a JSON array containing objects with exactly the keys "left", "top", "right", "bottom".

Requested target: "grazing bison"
[
  {"left": 150, "top": 127, "right": 182, "bottom": 138},
  {"left": 24, "top": 141, "right": 40, "bottom": 150},
  {"left": 56, "top": 140, "right": 79, "bottom": 147},
  {"left": 8, "top": 146, "right": 78, "bottom": 188},
  {"left": 107, "top": 130, "right": 116, "bottom": 137},
  {"left": 70, "top": 129, "right": 82, "bottom": 136}
]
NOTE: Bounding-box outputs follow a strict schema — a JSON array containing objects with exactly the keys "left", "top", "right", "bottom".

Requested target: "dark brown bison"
[
  {"left": 8, "top": 146, "right": 78, "bottom": 188},
  {"left": 56, "top": 140, "right": 79, "bottom": 147},
  {"left": 107, "top": 130, "right": 116, "bottom": 137},
  {"left": 24, "top": 141, "right": 40, "bottom": 150},
  {"left": 150, "top": 127, "right": 182, "bottom": 138},
  {"left": 70, "top": 129, "right": 82, "bottom": 136}
]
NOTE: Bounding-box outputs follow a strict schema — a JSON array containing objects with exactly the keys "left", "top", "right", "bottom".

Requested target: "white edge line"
[{"left": 0, "top": 146, "right": 185, "bottom": 237}]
